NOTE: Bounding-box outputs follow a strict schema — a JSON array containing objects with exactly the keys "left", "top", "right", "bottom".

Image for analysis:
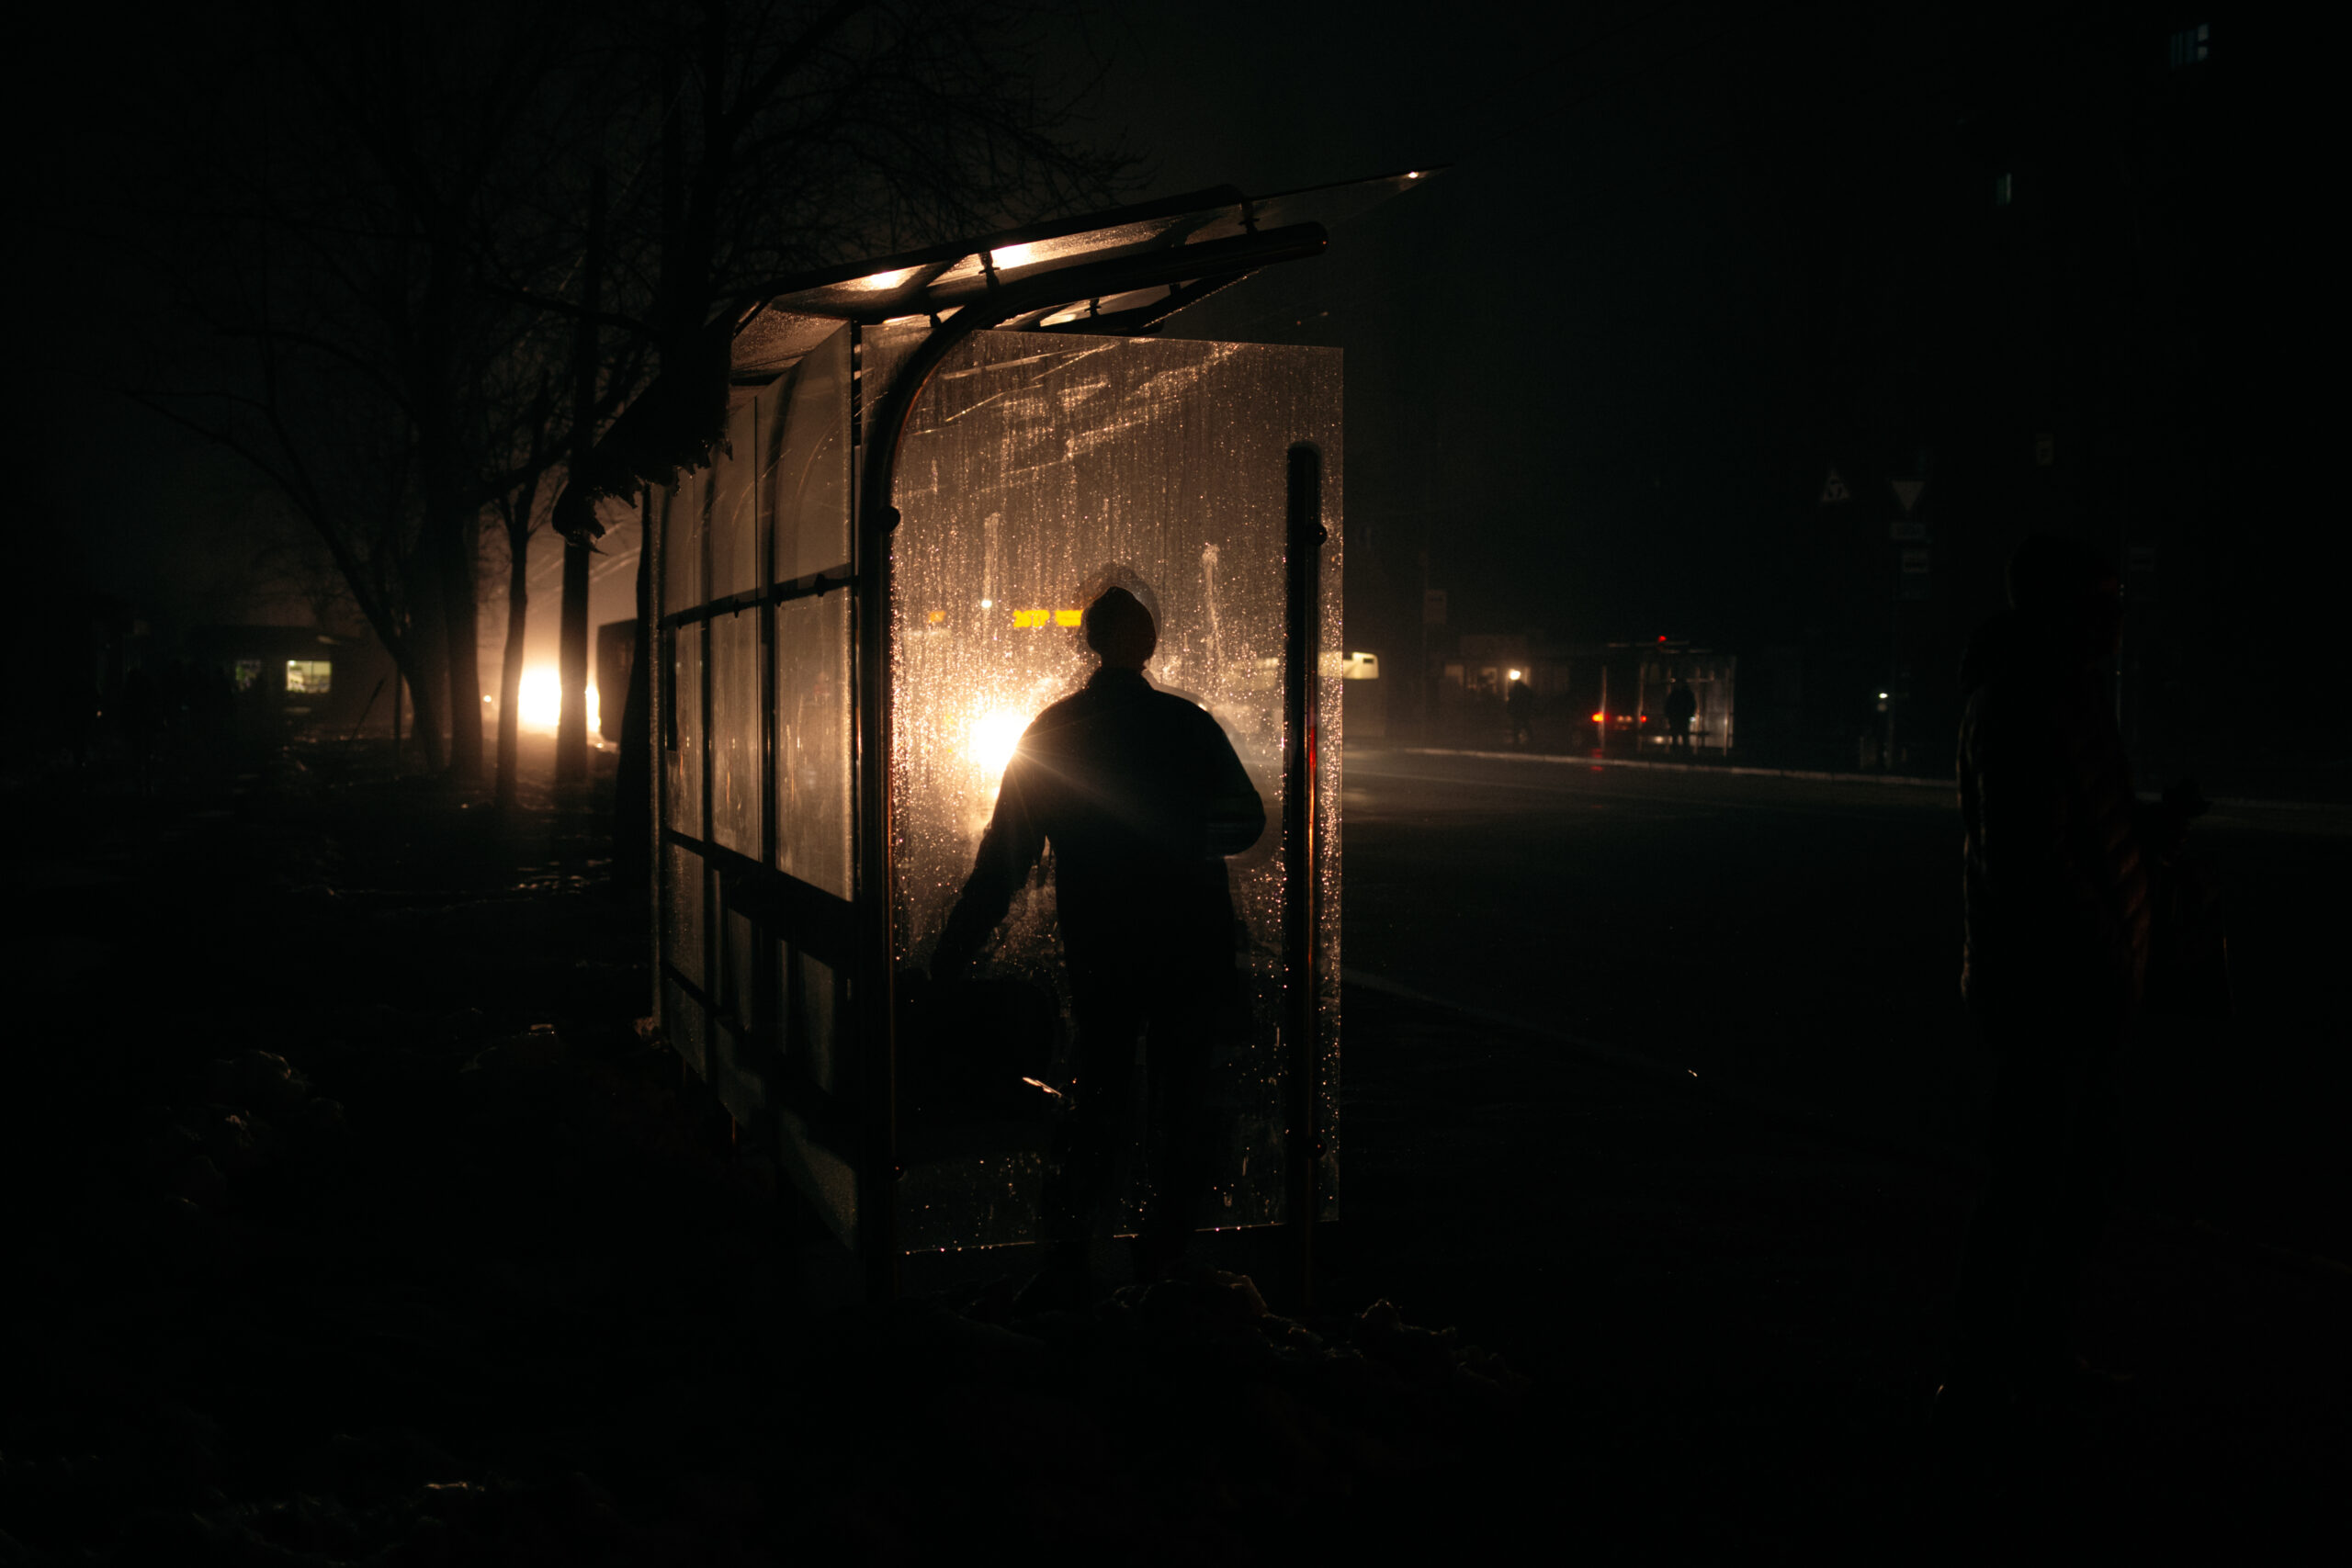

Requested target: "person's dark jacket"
[
  {"left": 933, "top": 667, "right": 1265, "bottom": 989},
  {"left": 1957, "top": 615, "right": 2154, "bottom": 1029}
]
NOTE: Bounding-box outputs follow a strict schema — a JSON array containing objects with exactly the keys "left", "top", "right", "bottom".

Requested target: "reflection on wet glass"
[
  {"left": 765, "top": 327, "right": 853, "bottom": 585},
  {"left": 664, "top": 628, "right": 703, "bottom": 838},
  {"left": 710, "top": 399, "right": 759, "bottom": 600},
  {"left": 891, "top": 329, "right": 1341, "bottom": 1247},
  {"left": 775, "top": 593, "right": 852, "bottom": 897},
  {"left": 662, "top": 472, "right": 704, "bottom": 613},
  {"left": 709, "top": 611, "right": 761, "bottom": 857}
]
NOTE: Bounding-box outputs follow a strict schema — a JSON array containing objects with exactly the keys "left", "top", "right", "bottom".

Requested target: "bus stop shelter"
[{"left": 650, "top": 175, "right": 1421, "bottom": 1304}]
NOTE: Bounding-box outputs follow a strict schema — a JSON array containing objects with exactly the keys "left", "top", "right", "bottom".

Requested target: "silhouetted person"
[
  {"left": 1664, "top": 677, "right": 1697, "bottom": 750},
  {"left": 1938, "top": 536, "right": 2199, "bottom": 1435},
  {"left": 931, "top": 586, "right": 1265, "bottom": 1301},
  {"left": 1505, "top": 678, "right": 1534, "bottom": 748}
]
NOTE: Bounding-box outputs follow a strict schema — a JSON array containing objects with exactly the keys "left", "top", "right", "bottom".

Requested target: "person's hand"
[{"left": 929, "top": 942, "right": 974, "bottom": 987}]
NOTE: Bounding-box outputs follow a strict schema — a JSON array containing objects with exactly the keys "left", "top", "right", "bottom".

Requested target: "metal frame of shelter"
[{"left": 650, "top": 175, "right": 1420, "bottom": 1305}]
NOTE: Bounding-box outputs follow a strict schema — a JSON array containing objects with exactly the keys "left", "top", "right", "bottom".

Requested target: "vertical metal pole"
[
  {"left": 854, "top": 328, "right": 903, "bottom": 1307},
  {"left": 1282, "top": 444, "right": 1326, "bottom": 1315},
  {"left": 700, "top": 479, "right": 717, "bottom": 1011},
  {"left": 1417, "top": 546, "right": 1430, "bottom": 745},
  {"left": 1885, "top": 545, "right": 1901, "bottom": 771},
  {"left": 646, "top": 485, "right": 665, "bottom": 1032}
]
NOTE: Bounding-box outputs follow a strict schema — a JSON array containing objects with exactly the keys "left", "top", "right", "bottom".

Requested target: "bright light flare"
[
  {"left": 969, "top": 710, "right": 1029, "bottom": 774},
  {"left": 991, "top": 243, "right": 1035, "bottom": 269},
  {"left": 852, "top": 265, "right": 916, "bottom": 291},
  {"left": 514, "top": 668, "right": 600, "bottom": 735}
]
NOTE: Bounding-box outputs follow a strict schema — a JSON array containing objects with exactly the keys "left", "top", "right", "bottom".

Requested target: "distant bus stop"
[{"left": 650, "top": 178, "right": 1420, "bottom": 1303}]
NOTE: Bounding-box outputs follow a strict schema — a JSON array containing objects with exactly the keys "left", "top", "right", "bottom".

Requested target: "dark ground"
[{"left": 2, "top": 731, "right": 2341, "bottom": 1563}]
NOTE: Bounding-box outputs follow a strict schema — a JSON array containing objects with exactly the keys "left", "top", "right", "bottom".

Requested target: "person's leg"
[
  {"left": 1135, "top": 976, "right": 1231, "bottom": 1279},
  {"left": 1051, "top": 986, "right": 1143, "bottom": 1248}
]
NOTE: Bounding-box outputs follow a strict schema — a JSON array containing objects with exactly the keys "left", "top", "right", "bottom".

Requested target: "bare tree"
[
  {"left": 544, "top": 1, "right": 1138, "bottom": 546},
  {"left": 125, "top": 3, "right": 602, "bottom": 783},
  {"left": 508, "top": 0, "right": 1137, "bottom": 886},
  {"left": 121, "top": 0, "right": 1132, "bottom": 820}
]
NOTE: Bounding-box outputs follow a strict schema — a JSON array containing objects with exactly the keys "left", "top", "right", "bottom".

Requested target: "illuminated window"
[
  {"left": 2169, "top": 23, "right": 2208, "bottom": 68},
  {"left": 231, "top": 659, "right": 262, "bottom": 693},
  {"left": 286, "top": 660, "right": 333, "bottom": 694}
]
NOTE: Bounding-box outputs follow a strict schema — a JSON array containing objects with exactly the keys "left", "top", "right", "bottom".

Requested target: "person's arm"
[
  {"left": 932, "top": 747, "right": 1047, "bottom": 976},
  {"left": 1204, "top": 721, "right": 1266, "bottom": 857}
]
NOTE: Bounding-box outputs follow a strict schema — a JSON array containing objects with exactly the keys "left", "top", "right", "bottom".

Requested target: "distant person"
[
  {"left": 1664, "top": 677, "right": 1698, "bottom": 750},
  {"left": 1937, "top": 535, "right": 2206, "bottom": 1438},
  {"left": 929, "top": 586, "right": 1266, "bottom": 1304},
  {"left": 1505, "top": 677, "right": 1534, "bottom": 749}
]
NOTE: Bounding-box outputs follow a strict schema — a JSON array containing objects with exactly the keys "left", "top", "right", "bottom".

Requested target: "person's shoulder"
[
  {"left": 1024, "top": 689, "right": 1092, "bottom": 729},
  {"left": 1148, "top": 686, "right": 1230, "bottom": 731}
]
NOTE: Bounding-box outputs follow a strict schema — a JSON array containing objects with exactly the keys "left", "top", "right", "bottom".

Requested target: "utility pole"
[{"left": 557, "top": 161, "right": 605, "bottom": 786}]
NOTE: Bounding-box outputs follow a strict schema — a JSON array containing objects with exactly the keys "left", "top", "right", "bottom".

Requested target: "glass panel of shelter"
[
  {"left": 888, "top": 329, "right": 1341, "bottom": 1252},
  {"left": 760, "top": 326, "right": 858, "bottom": 1169},
  {"left": 654, "top": 318, "right": 1342, "bottom": 1259},
  {"left": 648, "top": 321, "right": 864, "bottom": 1226}
]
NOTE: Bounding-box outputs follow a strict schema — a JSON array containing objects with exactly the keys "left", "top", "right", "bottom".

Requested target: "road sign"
[
  {"left": 1821, "top": 468, "right": 1851, "bottom": 503},
  {"left": 1899, "top": 547, "right": 1931, "bottom": 601},
  {"left": 1422, "top": 589, "right": 1448, "bottom": 627},
  {"left": 1891, "top": 479, "right": 1925, "bottom": 514},
  {"left": 1890, "top": 521, "right": 1928, "bottom": 541}
]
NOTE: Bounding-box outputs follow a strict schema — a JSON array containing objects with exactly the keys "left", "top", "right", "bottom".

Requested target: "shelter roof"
[{"left": 729, "top": 170, "right": 1431, "bottom": 381}]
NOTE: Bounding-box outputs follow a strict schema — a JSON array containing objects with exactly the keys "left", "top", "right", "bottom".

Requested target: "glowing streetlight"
[
  {"left": 968, "top": 710, "right": 1029, "bottom": 774},
  {"left": 514, "top": 668, "right": 600, "bottom": 734}
]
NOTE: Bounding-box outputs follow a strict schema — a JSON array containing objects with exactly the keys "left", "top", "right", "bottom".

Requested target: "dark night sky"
[
  {"left": 20, "top": 1, "right": 1840, "bottom": 635},
  {"left": 15, "top": 2, "right": 2307, "bottom": 769},
  {"left": 1089, "top": 0, "right": 1893, "bottom": 646}
]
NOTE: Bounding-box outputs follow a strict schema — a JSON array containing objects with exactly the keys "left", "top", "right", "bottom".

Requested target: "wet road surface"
[{"left": 1340, "top": 746, "right": 2350, "bottom": 1267}]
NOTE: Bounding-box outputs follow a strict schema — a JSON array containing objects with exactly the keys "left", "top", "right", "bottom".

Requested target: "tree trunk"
[
  {"left": 409, "top": 572, "right": 451, "bottom": 773},
  {"left": 439, "top": 515, "right": 486, "bottom": 784},
  {"left": 557, "top": 540, "right": 591, "bottom": 784},
  {"left": 496, "top": 515, "right": 530, "bottom": 811},
  {"left": 559, "top": 163, "right": 605, "bottom": 786}
]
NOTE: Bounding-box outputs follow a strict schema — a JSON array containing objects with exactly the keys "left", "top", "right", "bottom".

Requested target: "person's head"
[
  {"left": 1082, "top": 586, "right": 1157, "bottom": 670},
  {"left": 2006, "top": 534, "right": 2121, "bottom": 661}
]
